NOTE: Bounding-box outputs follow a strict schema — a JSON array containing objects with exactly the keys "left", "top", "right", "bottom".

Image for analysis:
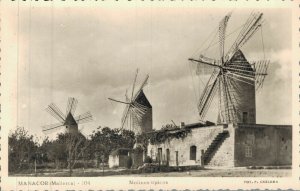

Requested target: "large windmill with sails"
[
  {"left": 42, "top": 97, "right": 93, "bottom": 134},
  {"left": 108, "top": 69, "right": 152, "bottom": 134},
  {"left": 188, "top": 12, "right": 269, "bottom": 124}
]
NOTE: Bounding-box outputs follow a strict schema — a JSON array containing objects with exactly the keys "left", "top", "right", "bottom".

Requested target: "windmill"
[
  {"left": 42, "top": 97, "right": 93, "bottom": 134},
  {"left": 108, "top": 69, "right": 152, "bottom": 134},
  {"left": 188, "top": 12, "right": 269, "bottom": 124}
]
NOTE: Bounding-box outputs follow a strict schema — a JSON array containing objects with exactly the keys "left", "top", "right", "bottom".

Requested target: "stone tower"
[{"left": 64, "top": 112, "right": 79, "bottom": 134}]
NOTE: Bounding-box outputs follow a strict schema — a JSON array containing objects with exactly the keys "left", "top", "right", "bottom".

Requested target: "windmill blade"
[
  {"left": 42, "top": 122, "right": 65, "bottom": 133},
  {"left": 121, "top": 104, "right": 131, "bottom": 129},
  {"left": 198, "top": 69, "right": 220, "bottom": 120},
  {"left": 226, "top": 69, "right": 255, "bottom": 81},
  {"left": 131, "top": 114, "right": 142, "bottom": 132},
  {"left": 131, "top": 103, "right": 147, "bottom": 118},
  {"left": 46, "top": 104, "right": 66, "bottom": 123},
  {"left": 125, "top": 108, "right": 143, "bottom": 132},
  {"left": 224, "top": 75, "right": 239, "bottom": 118},
  {"left": 226, "top": 76, "right": 242, "bottom": 100},
  {"left": 198, "top": 69, "right": 219, "bottom": 108},
  {"left": 66, "top": 97, "right": 78, "bottom": 115},
  {"left": 131, "top": 68, "right": 139, "bottom": 101},
  {"left": 131, "top": 107, "right": 145, "bottom": 118},
  {"left": 130, "top": 108, "right": 143, "bottom": 121},
  {"left": 76, "top": 111, "right": 93, "bottom": 124},
  {"left": 189, "top": 57, "right": 220, "bottom": 72},
  {"left": 224, "top": 62, "right": 256, "bottom": 77},
  {"left": 49, "top": 103, "right": 66, "bottom": 119},
  {"left": 132, "top": 74, "right": 149, "bottom": 102},
  {"left": 253, "top": 60, "right": 269, "bottom": 76},
  {"left": 225, "top": 71, "right": 255, "bottom": 85},
  {"left": 125, "top": 89, "right": 130, "bottom": 102},
  {"left": 219, "top": 75, "right": 239, "bottom": 123},
  {"left": 75, "top": 111, "right": 93, "bottom": 121},
  {"left": 225, "top": 72, "right": 255, "bottom": 86},
  {"left": 252, "top": 60, "right": 269, "bottom": 89},
  {"left": 70, "top": 98, "right": 78, "bottom": 115},
  {"left": 66, "top": 98, "right": 72, "bottom": 115},
  {"left": 219, "top": 12, "right": 232, "bottom": 62},
  {"left": 225, "top": 12, "right": 263, "bottom": 63},
  {"left": 133, "top": 101, "right": 148, "bottom": 112},
  {"left": 108, "top": 98, "right": 131, "bottom": 105}
]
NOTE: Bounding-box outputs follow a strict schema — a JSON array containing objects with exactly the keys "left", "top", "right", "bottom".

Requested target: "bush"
[
  {"left": 73, "top": 160, "right": 96, "bottom": 169},
  {"left": 138, "top": 163, "right": 159, "bottom": 173},
  {"left": 144, "top": 156, "right": 152, "bottom": 164}
]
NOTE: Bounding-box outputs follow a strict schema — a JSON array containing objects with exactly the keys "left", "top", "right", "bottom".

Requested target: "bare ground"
[
  {"left": 11, "top": 167, "right": 291, "bottom": 177},
  {"left": 116, "top": 168, "right": 291, "bottom": 177}
]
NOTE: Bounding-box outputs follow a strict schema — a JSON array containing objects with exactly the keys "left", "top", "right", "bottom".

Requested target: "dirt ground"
[
  {"left": 11, "top": 167, "right": 291, "bottom": 177},
  {"left": 116, "top": 168, "right": 291, "bottom": 177}
]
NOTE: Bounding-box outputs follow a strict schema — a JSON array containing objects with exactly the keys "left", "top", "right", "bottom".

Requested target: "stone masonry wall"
[
  {"left": 147, "top": 125, "right": 234, "bottom": 167},
  {"left": 234, "top": 124, "right": 292, "bottom": 166},
  {"left": 208, "top": 124, "right": 235, "bottom": 167}
]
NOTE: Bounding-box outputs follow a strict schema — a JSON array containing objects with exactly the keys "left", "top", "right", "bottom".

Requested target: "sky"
[{"left": 12, "top": 7, "right": 292, "bottom": 140}]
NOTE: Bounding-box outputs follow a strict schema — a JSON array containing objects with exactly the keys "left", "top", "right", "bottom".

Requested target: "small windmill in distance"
[
  {"left": 108, "top": 69, "right": 153, "bottom": 135},
  {"left": 42, "top": 97, "right": 93, "bottom": 134}
]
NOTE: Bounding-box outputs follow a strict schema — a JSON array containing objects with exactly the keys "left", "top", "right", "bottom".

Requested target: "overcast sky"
[{"left": 13, "top": 7, "right": 292, "bottom": 140}]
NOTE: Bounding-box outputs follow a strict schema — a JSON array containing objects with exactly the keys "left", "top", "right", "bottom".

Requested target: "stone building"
[
  {"left": 139, "top": 49, "right": 292, "bottom": 168},
  {"left": 146, "top": 123, "right": 292, "bottom": 167},
  {"left": 144, "top": 47, "right": 292, "bottom": 168}
]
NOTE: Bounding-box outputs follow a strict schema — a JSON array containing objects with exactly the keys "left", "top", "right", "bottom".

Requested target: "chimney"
[{"left": 180, "top": 122, "right": 185, "bottom": 128}]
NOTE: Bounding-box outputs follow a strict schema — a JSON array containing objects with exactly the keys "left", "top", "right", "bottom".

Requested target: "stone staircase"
[{"left": 203, "top": 130, "right": 229, "bottom": 165}]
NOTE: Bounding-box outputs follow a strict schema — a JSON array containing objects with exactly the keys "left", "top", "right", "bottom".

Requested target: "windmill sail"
[
  {"left": 42, "top": 122, "right": 65, "bottom": 134},
  {"left": 130, "top": 90, "right": 152, "bottom": 133},
  {"left": 198, "top": 69, "right": 220, "bottom": 120}
]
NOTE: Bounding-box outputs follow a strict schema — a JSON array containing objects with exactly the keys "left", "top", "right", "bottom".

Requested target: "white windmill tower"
[{"left": 188, "top": 12, "right": 269, "bottom": 124}]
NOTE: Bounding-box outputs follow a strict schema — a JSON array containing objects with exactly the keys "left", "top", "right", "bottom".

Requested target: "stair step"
[{"left": 203, "top": 130, "right": 229, "bottom": 165}]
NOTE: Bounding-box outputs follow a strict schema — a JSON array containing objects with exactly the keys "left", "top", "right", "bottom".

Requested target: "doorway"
[
  {"left": 175, "top": 151, "right": 179, "bottom": 167},
  {"left": 190, "top": 145, "right": 197, "bottom": 160},
  {"left": 158, "top": 148, "right": 162, "bottom": 165},
  {"left": 166, "top": 149, "right": 170, "bottom": 166}
]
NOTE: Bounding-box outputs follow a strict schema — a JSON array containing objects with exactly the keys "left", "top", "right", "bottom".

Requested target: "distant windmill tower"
[
  {"left": 109, "top": 69, "right": 152, "bottom": 134},
  {"left": 42, "top": 97, "right": 93, "bottom": 134},
  {"left": 188, "top": 12, "right": 269, "bottom": 124}
]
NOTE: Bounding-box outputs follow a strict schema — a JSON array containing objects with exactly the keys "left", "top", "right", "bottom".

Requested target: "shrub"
[{"left": 144, "top": 156, "right": 152, "bottom": 164}]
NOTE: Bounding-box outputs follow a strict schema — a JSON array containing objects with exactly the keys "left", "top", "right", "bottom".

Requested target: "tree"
[
  {"left": 89, "top": 127, "right": 135, "bottom": 164},
  {"left": 55, "top": 132, "right": 89, "bottom": 176},
  {"left": 39, "top": 137, "right": 67, "bottom": 169},
  {"left": 119, "top": 129, "right": 135, "bottom": 149},
  {"left": 8, "top": 126, "right": 38, "bottom": 173}
]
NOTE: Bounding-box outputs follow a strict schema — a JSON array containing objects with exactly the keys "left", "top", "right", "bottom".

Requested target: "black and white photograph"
[{"left": 5, "top": 5, "right": 293, "bottom": 179}]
